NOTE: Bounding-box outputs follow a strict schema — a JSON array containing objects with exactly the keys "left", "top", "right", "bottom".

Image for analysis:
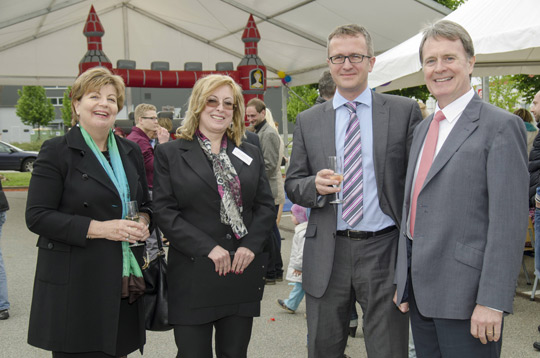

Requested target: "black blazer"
[
  {"left": 26, "top": 126, "right": 151, "bottom": 355},
  {"left": 153, "top": 136, "right": 275, "bottom": 325}
]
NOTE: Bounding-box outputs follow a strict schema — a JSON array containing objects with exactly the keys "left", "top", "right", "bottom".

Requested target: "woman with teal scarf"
[{"left": 26, "top": 67, "right": 152, "bottom": 358}]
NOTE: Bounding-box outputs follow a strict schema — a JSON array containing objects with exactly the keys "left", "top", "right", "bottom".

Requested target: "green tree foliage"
[
  {"left": 15, "top": 86, "right": 55, "bottom": 140},
  {"left": 286, "top": 84, "right": 319, "bottom": 123},
  {"left": 434, "top": 0, "right": 466, "bottom": 10},
  {"left": 512, "top": 75, "right": 540, "bottom": 103},
  {"left": 488, "top": 75, "right": 521, "bottom": 112},
  {"left": 61, "top": 86, "right": 73, "bottom": 128},
  {"left": 386, "top": 85, "right": 431, "bottom": 102}
]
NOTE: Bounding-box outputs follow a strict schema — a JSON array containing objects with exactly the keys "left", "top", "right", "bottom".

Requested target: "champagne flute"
[
  {"left": 125, "top": 200, "right": 144, "bottom": 247},
  {"left": 328, "top": 156, "right": 344, "bottom": 204}
]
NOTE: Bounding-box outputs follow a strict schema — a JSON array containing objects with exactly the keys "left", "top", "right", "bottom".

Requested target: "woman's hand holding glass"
[{"left": 87, "top": 219, "right": 149, "bottom": 244}]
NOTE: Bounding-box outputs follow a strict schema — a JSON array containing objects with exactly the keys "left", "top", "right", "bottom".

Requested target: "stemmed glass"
[
  {"left": 125, "top": 200, "right": 144, "bottom": 247},
  {"left": 328, "top": 156, "right": 344, "bottom": 204}
]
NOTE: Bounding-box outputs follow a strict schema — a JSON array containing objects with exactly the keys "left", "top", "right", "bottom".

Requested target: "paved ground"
[{"left": 2, "top": 189, "right": 540, "bottom": 357}]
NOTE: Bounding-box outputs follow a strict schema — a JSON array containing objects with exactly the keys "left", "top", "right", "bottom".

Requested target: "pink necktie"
[{"left": 410, "top": 110, "right": 445, "bottom": 237}]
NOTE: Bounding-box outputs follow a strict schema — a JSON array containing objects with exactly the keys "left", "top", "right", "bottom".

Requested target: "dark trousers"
[
  {"left": 173, "top": 315, "right": 253, "bottom": 358},
  {"left": 266, "top": 206, "right": 283, "bottom": 279},
  {"left": 409, "top": 279, "right": 503, "bottom": 358},
  {"left": 306, "top": 229, "right": 408, "bottom": 358}
]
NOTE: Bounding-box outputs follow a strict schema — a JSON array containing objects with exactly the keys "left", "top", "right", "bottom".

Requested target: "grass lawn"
[{"left": 0, "top": 172, "right": 31, "bottom": 187}]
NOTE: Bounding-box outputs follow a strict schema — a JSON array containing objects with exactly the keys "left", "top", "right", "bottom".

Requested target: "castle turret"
[
  {"left": 79, "top": 6, "right": 112, "bottom": 74},
  {"left": 238, "top": 15, "right": 266, "bottom": 106}
]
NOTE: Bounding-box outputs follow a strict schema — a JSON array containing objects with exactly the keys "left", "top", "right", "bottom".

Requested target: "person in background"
[
  {"left": 25, "top": 67, "right": 151, "bottom": 358},
  {"left": 246, "top": 98, "right": 285, "bottom": 285},
  {"left": 315, "top": 70, "right": 336, "bottom": 105},
  {"left": 157, "top": 115, "right": 175, "bottom": 140},
  {"left": 514, "top": 108, "right": 537, "bottom": 154},
  {"left": 153, "top": 74, "right": 275, "bottom": 358},
  {"left": 0, "top": 180, "right": 9, "bottom": 320},
  {"left": 277, "top": 204, "right": 308, "bottom": 314},
  {"left": 113, "top": 126, "right": 126, "bottom": 138}
]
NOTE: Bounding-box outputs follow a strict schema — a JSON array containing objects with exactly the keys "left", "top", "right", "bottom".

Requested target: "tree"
[
  {"left": 16, "top": 86, "right": 55, "bottom": 139},
  {"left": 286, "top": 84, "right": 319, "bottom": 123},
  {"left": 386, "top": 85, "right": 431, "bottom": 102},
  {"left": 434, "top": 0, "right": 465, "bottom": 10},
  {"left": 61, "top": 86, "right": 73, "bottom": 129},
  {"left": 512, "top": 74, "right": 540, "bottom": 103},
  {"left": 488, "top": 75, "right": 521, "bottom": 112}
]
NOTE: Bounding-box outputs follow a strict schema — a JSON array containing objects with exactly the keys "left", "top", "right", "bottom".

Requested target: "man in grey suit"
[
  {"left": 285, "top": 24, "right": 422, "bottom": 358},
  {"left": 394, "top": 20, "right": 528, "bottom": 358}
]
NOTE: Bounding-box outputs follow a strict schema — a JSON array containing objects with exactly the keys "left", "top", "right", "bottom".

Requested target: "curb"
[{"left": 3, "top": 186, "right": 29, "bottom": 191}]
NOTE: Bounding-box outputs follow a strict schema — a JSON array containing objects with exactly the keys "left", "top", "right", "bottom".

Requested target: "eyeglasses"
[
  {"left": 328, "top": 54, "right": 372, "bottom": 64},
  {"left": 206, "top": 97, "right": 235, "bottom": 110},
  {"left": 141, "top": 116, "right": 158, "bottom": 121}
]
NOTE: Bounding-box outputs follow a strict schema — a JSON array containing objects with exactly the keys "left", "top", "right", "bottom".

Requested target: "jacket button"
[
  {"left": 83, "top": 202, "right": 89, "bottom": 208},
  {"left": 225, "top": 234, "right": 232, "bottom": 240},
  {"left": 47, "top": 243, "right": 54, "bottom": 249},
  {"left": 80, "top": 150, "right": 86, "bottom": 156},
  {"left": 82, "top": 174, "right": 89, "bottom": 180}
]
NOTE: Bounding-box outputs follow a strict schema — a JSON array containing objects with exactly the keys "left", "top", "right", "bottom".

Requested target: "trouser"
[
  {"left": 0, "top": 211, "right": 9, "bottom": 311},
  {"left": 306, "top": 229, "right": 408, "bottom": 358},
  {"left": 173, "top": 315, "right": 253, "bottom": 358},
  {"left": 409, "top": 278, "right": 502, "bottom": 358},
  {"left": 284, "top": 282, "right": 305, "bottom": 311}
]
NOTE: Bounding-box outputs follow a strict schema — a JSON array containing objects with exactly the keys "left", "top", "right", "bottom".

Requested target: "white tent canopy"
[
  {"left": 369, "top": 0, "right": 540, "bottom": 92},
  {"left": 0, "top": 0, "right": 449, "bottom": 87}
]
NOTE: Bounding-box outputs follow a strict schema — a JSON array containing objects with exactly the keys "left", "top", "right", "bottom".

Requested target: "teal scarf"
[{"left": 80, "top": 126, "right": 145, "bottom": 302}]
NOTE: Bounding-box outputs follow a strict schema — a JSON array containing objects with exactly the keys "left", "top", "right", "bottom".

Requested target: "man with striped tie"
[{"left": 285, "top": 24, "right": 422, "bottom": 358}]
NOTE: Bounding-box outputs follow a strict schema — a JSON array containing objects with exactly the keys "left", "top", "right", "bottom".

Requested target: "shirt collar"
[
  {"left": 254, "top": 119, "right": 267, "bottom": 132},
  {"left": 332, "top": 87, "right": 372, "bottom": 110},
  {"left": 436, "top": 88, "right": 475, "bottom": 124}
]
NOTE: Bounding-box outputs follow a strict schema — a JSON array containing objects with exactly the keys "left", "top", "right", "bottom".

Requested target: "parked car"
[{"left": 0, "top": 141, "right": 38, "bottom": 172}]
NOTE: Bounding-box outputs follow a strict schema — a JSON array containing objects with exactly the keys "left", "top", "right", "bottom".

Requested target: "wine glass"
[
  {"left": 125, "top": 200, "right": 144, "bottom": 247},
  {"left": 328, "top": 156, "right": 344, "bottom": 204}
]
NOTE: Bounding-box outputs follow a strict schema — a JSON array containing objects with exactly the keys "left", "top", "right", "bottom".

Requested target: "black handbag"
[{"left": 142, "top": 234, "right": 173, "bottom": 331}]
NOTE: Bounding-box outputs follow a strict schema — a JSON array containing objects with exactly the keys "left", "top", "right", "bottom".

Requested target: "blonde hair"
[
  {"left": 134, "top": 103, "right": 157, "bottom": 124},
  {"left": 70, "top": 67, "right": 125, "bottom": 126},
  {"left": 177, "top": 75, "right": 245, "bottom": 146}
]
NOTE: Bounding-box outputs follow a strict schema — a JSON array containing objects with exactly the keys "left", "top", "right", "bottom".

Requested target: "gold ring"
[{"left": 487, "top": 331, "right": 493, "bottom": 335}]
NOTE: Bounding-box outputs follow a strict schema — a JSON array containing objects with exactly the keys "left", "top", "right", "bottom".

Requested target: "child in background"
[{"left": 277, "top": 204, "right": 308, "bottom": 313}]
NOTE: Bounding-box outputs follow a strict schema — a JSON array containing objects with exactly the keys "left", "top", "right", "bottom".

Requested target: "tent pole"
[
  {"left": 282, "top": 85, "right": 290, "bottom": 172},
  {"left": 481, "top": 76, "right": 490, "bottom": 103},
  {"left": 122, "top": 5, "right": 133, "bottom": 116}
]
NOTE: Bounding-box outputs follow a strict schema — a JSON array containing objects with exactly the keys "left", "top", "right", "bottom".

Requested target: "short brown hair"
[
  {"left": 327, "top": 24, "right": 374, "bottom": 57},
  {"left": 70, "top": 67, "right": 125, "bottom": 126},
  {"left": 134, "top": 103, "right": 157, "bottom": 124},
  {"left": 419, "top": 20, "right": 474, "bottom": 64},
  {"left": 246, "top": 98, "right": 266, "bottom": 113},
  {"left": 177, "top": 74, "right": 245, "bottom": 146}
]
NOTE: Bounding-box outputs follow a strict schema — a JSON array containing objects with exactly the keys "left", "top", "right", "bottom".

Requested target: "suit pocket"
[
  {"left": 305, "top": 224, "right": 317, "bottom": 239},
  {"left": 35, "top": 237, "right": 71, "bottom": 285},
  {"left": 454, "top": 241, "right": 484, "bottom": 270}
]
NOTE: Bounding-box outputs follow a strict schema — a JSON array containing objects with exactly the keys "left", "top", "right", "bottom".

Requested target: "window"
[{"left": 48, "top": 97, "right": 63, "bottom": 106}]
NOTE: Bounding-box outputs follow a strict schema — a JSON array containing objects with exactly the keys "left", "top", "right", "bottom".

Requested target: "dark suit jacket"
[
  {"left": 25, "top": 126, "right": 151, "bottom": 355},
  {"left": 153, "top": 136, "right": 275, "bottom": 325},
  {"left": 395, "top": 94, "right": 528, "bottom": 319},
  {"left": 285, "top": 91, "right": 422, "bottom": 298}
]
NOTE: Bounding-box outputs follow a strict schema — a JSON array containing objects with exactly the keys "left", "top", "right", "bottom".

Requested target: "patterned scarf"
[
  {"left": 79, "top": 126, "right": 145, "bottom": 303},
  {"left": 196, "top": 130, "right": 248, "bottom": 239}
]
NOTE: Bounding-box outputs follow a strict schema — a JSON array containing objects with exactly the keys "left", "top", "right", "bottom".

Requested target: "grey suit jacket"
[
  {"left": 285, "top": 91, "right": 422, "bottom": 298},
  {"left": 257, "top": 121, "right": 285, "bottom": 205},
  {"left": 395, "top": 94, "right": 529, "bottom": 319}
]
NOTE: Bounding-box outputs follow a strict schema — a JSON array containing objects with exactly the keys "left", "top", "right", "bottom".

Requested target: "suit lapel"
[
  {"left": 179, "top": 138, "right": 219, "bottom": 194},
  {"left": 371, "top": 92, "right": 389, "bottom": 196},
  {"left": 320, "top": 100, "right": 336, "bottom": 159},
  {"left": 422, "top": 95, "right": 481, "bottom": 189}
]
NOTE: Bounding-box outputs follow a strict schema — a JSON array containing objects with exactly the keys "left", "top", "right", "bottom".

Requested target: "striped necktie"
[{"left": 342, "top": 101, "right": 363, "bottom": 227}]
